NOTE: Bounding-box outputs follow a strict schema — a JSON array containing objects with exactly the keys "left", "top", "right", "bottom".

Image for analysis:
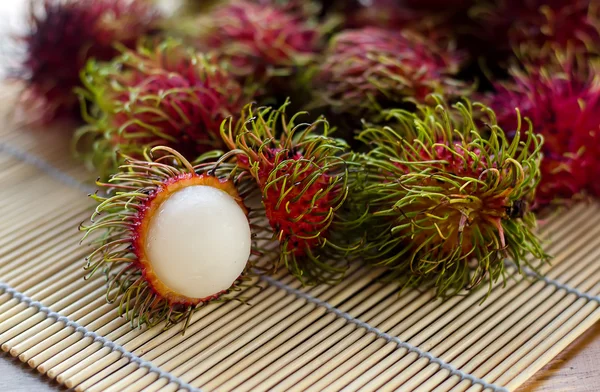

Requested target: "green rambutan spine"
[{"left": 350, "top": 96, "right": 548, "bottom": 297}]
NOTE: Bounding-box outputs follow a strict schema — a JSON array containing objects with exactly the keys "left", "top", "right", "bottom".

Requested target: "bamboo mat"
[{"left": 1, "top": 104, "right": 600, "bottom": 392}]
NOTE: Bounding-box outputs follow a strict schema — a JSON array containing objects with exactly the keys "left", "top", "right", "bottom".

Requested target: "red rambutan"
[
  {"left": 344, "top": 0, "right": 472, "bottom": 40},
  {"left": 75, "top": 39, "right": 248, "bottom": 176},
  {"left": 197, "top": 0, "right": 322, "bottom": 81},
  {"left": 14, "top": 0, "right": 160, "bottom": 124},
  {"left": 253, "top": 0, "right": 321, "bottom": 18},
  {"left": 471, "top": 0, "right": 600, "bottom": 56},
  {"left": 220, "top": 102, "right": 359, "bottom": 284},
  {"left": 316, "top": 27, "right": 469, "bottom": 116},
  {"left": 486, "top": 52, "right": 600, "bottom": 207}
]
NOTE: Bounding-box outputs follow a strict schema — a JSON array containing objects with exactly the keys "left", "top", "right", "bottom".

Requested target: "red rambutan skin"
[
  {"left": 487, "top": 60, "right": 600, "bottom": 206},
  {"left": 16, "top": 0, "right": 159, "bottom": 124},
  {"left": 318, "top": 27, "right": 468, "bottom": 113},
  {"left": 241, "top": 149, "right": 339, "bottom": 256},
  {"left": 200, "top": 0, "right": 321, "bottom": 80}
]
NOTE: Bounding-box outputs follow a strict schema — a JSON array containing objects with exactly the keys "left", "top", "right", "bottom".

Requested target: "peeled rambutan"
[
  {"left": 197, "top": 0, "right": 322, "bottom": 82},
  {"left": 316, "top": 27, "right": 470, "bottom": 117},
  {"left": 352, "top": 97, "right": 547, "bottom": 296},
  {"left": 486, "top": 53, "right": 600, "bottom": 207},
  {"left": 75, "top": 39, "right": 248, "bottom": 176},
  {"left": 471, "top": 0, "right": 600, "bottom": 57},
  {"left": 13, "top": 0, "right": 160, "bottom": 124},
  {"left": 80, "top": 146, "right": 254, "bottom": 330},
  {"left": 220, "top": 101, "right": 358, "bottom": 284}
]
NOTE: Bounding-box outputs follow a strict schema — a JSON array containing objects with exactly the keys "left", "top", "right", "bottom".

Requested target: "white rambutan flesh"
[{"left": 144, "top": 185, "right": 252, "bottom": 299}]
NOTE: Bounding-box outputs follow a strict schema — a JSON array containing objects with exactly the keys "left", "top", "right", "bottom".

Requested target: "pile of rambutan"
[{"left": 9, "top": 0, "right": 600, "bottom": 330}]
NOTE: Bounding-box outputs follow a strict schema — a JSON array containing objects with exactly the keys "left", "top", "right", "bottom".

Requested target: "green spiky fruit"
[
  {"left": 351, "top": 97, "right": 548, "bottom": 296},
  {"left": 80, "top": 147, "right": 257, "bottom": 331},
  {"left": 220, "top": 101, "right": 361, "bottom": 284}
]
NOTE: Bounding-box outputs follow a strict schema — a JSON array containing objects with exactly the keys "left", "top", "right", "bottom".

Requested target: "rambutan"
[
  {"left": 253, "top": 0, "right": 321, "bottom": 17},
  {"left": 80, "top": 146, "right": 254, "bottom": 330},
  {"left": 343, "top": 0, "right": 472, "bottom": 42},
  {"left": 471, "top": 0, "right": 600, "bottom": 57},
  {"left": 352, "top": 98, "right": 546, "bottom": 296},
  {"left": 486, "top": 52, "right": 600, "bottom": 207},
  {"left": 75, "top": 39, "right": 248, "bottom": 176},
  {"left": 220, "top": 101, "right": 359, "bottom": 284},
  {"left": 343, "top": 0, "right": 421, "bottom": 30},
  {"left": 14, "top": 0, "right": 160, "bottom": 124},
  {"left": 197, "top": 0, "right": 322, "bottom": 82},
  {"left": 316, "top": 27, "right": 469, "bottom": 117}
]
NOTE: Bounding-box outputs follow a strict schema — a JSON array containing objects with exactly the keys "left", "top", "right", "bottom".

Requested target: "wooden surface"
[
  {"left": 516, "top": 321, "right": 600, "bottom": 392},
  {"left": 0, "top": 353, "right": 66, "bottom": 392}
]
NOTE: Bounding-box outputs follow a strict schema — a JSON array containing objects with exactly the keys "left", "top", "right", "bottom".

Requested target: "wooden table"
[{"left": 516, "top": 320, "right": 600, "bottom": 392}]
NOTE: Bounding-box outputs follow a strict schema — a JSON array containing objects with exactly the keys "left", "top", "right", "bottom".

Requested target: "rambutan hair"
[
  {"left": 471, "top": 0, "right": 600, "bottom": 57},
  {"left": 219, "top": 101, "right": 361, "bottom": 284},
  {"left": 197, "top": 0, "right": 322, "bottom": 82},
  {"left": 75, "top": 38, "right": 248, "bottom": 177},
  {"left": 13, "top": 0, "right": 160, "bottom": 124},
  {"left": 351, "top": 97, "right": 546, "bottom": 296},
  {"left": 316, "top": 27, "right": 470, "bottom": 117},
  {"left": 343, "top": 0, "right": 470, "bottom": 44},
  {"left": 486, "top": 51, "right": 600, "bottom": 207},
  {"left": 80, "top": 146, "right": 256, "bottom": 330}
]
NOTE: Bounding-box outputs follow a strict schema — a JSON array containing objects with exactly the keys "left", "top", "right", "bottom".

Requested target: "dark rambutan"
[
  {"left": 220, "top": 101, "right": 359, "bottom": 284},
  {"left": 197, "top": 0, "right": 322, "bottom": 82},
  {"left": 343, "top": 0, "right": 421, "bottom": 30},
  {"left": 351, "top": 97, "right": 546, "bottom": 296},
  {"left": 315, "top": 27, "right": 470, "bottom": 117},
  {"left": 471, "top": 0, "right": 600, "bottom": 57},
  {"left": 486, "top": 52, "right": 600, "bottom": 207},
  {"left": 80, "top": 146, "right": 255, "bottom": 331},
  {"left": 75, "top": 39, "right": 248, "bottom": 176},
  {"left": 343, "top": 0, "right": 472, "bottom": 43},
  {"left": 14, "top": 0, "right": 160, "bottom": 124},
  {"left": 253, "top": 0, "right": 321, "bottom": 17}
]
